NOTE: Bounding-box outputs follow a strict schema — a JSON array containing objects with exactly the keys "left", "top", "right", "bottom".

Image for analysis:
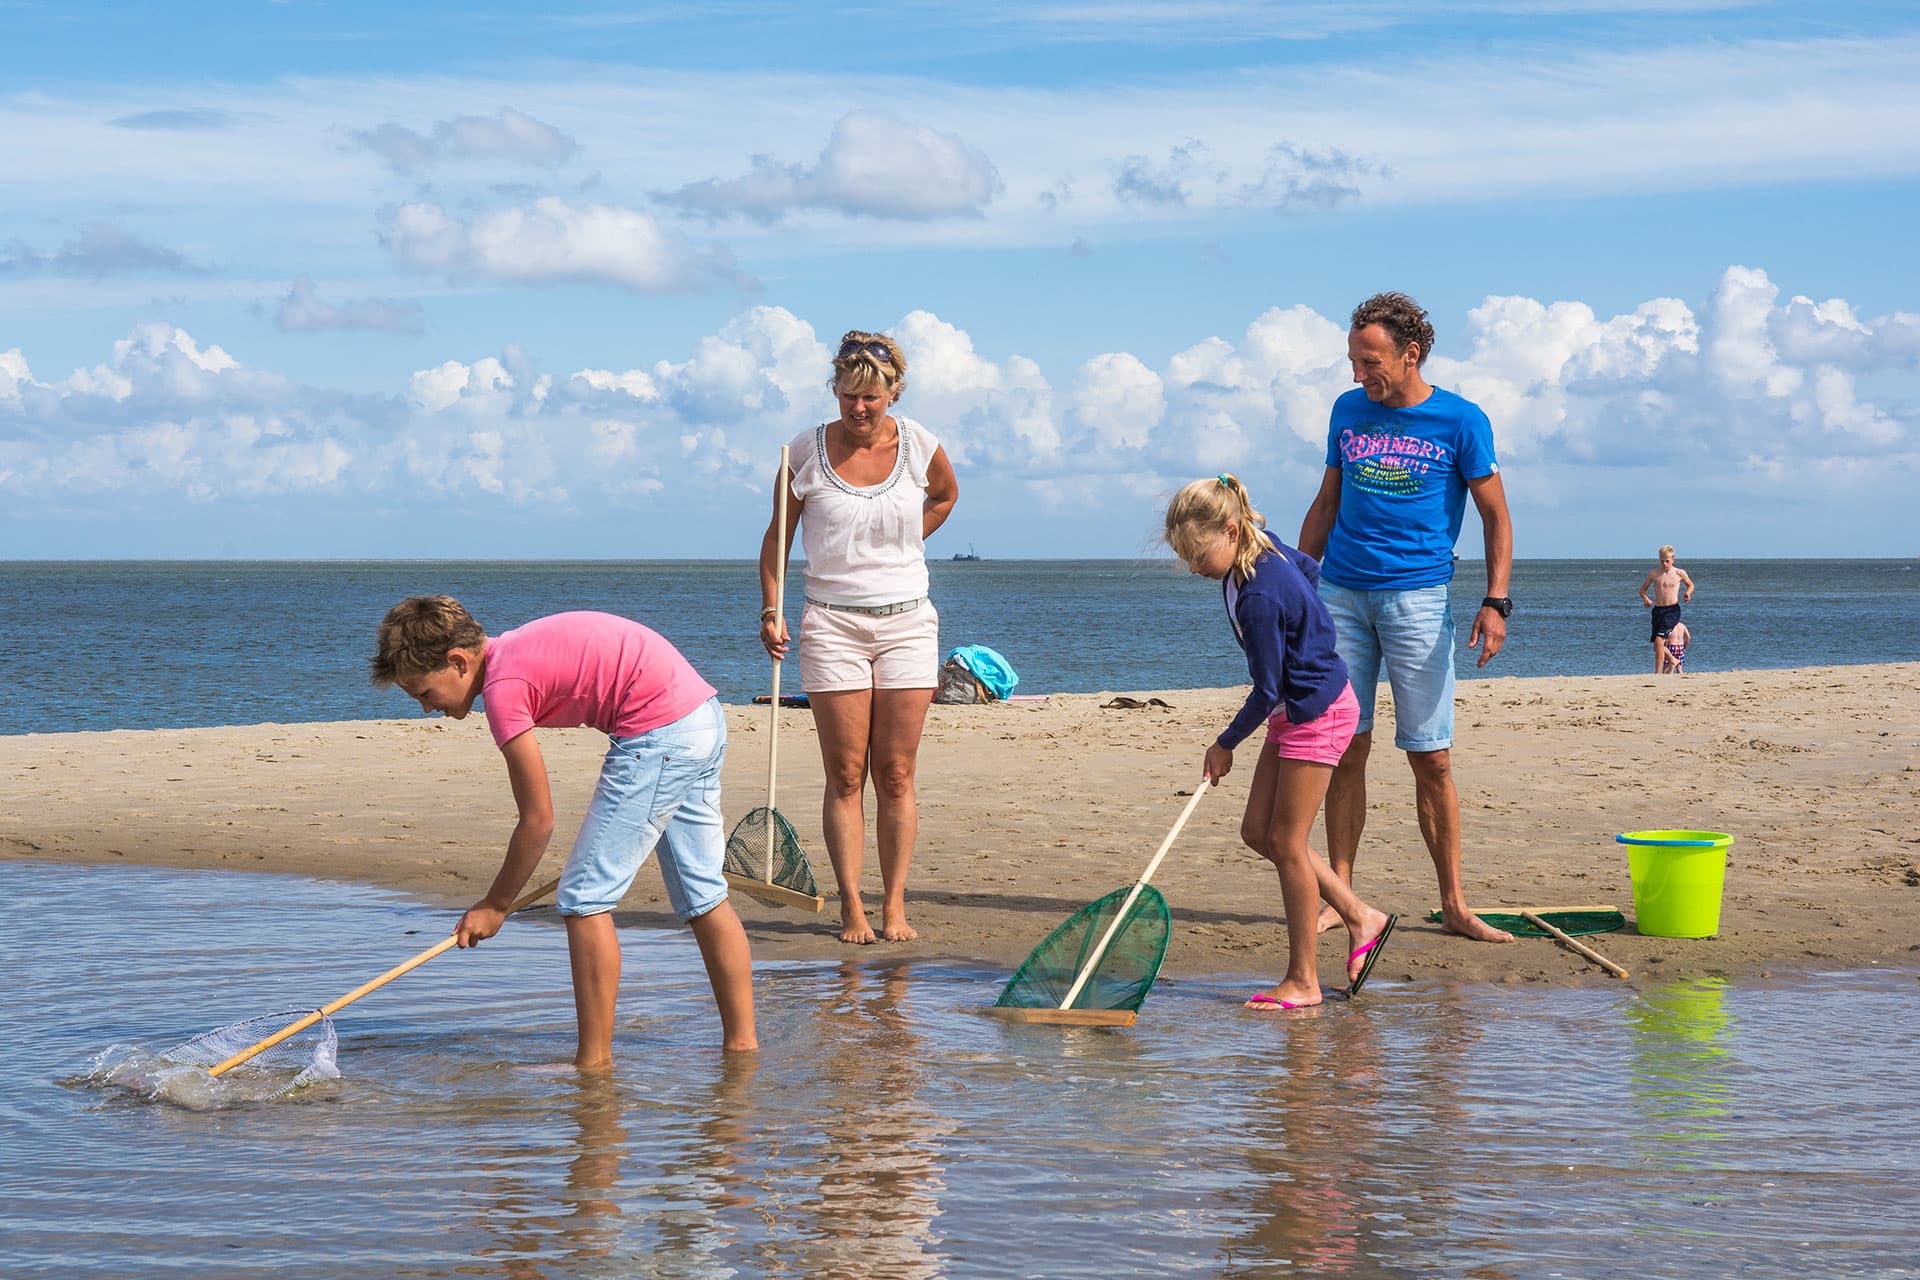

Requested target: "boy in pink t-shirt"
[{"left": 372, "top": 596, "right": 755, "bottom": 1064}]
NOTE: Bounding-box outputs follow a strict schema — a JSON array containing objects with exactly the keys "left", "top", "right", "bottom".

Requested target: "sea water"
[
  {"left": 5, "top": 862, "right": 1917, "bottom": 1279},
  {"left": 1, "top": 558, "right": 1915, "bottom": 736}
]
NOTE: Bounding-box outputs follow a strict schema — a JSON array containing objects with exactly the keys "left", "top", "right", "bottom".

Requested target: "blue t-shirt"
[{"left": 1321, "top": 386, "right": 1499, "bottom": 590}]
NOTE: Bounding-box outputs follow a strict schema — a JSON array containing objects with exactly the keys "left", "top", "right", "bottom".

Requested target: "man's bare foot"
[
  {"left": 881, "top": 911, "right": 918, "bottom": 942},
  {"left": 1442, "top": 907, "right": 1515, "bottom": 943},
  {"left": 1315, "top": 903, "right": 1341, "bottom": 934},
  {"left": 839, "top": 904, "right": 876, "bottom": 945}
]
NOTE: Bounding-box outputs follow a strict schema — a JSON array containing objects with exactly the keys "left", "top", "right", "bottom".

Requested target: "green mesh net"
[
  {"left": 724, "top": 805, "right": 820, "bottom": 898},
  {"left": 994, "top": 884, "right": 1172, "bottom": 1013},
  {"left": 1425, "top": 909, "right": 1626, "bottom": 937}
]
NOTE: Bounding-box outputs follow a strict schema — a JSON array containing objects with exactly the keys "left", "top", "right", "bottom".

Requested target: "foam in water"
[{"left": 77, "top": 1042, "right": 339, "bottom": 1110}]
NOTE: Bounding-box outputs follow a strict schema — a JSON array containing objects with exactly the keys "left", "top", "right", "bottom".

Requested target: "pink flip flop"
[
  {"left": 1244, "top": 992, "right": 1318, "bottom": 1011},
  {"left": 1346, "top": 914, "right": 1399, "bottom": 996}
]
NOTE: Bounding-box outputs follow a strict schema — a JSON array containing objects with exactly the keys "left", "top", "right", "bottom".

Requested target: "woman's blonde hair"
[
  {"left": 1165, "top": 474, "right": 1278, "bottom": 581},
  {"left": 831, "top": 329, "right": 907, "bottom": 402}
]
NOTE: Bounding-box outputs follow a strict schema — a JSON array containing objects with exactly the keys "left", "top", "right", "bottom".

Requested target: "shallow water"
[{"left": 5, "top": 862, "right": 1917, "bottom": 1279}]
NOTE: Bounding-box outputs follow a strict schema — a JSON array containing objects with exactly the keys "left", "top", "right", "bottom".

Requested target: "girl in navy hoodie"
[{"left": 1166, "top": 475, "right": 1398, "bottom": 1008}]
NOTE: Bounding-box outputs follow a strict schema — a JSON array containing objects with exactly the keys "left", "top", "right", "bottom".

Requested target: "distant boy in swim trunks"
[
  {"left": 371, "top": 596, "right": 757, "bottom": 1067},
  {"left": 1662, "top": 620, "right": 1691, "bottom": 674},
  {"left": 1639, "top": 545, "right": 1695, "bottom": 674}
]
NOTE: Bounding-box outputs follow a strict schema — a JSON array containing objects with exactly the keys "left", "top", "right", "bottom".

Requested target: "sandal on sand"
[
  {"left": 1245, "top": 992, "right": 1318, "bottom": 1011},
  {"left": 1346, "top": 915, "right": 1399, "bottom": 997}
]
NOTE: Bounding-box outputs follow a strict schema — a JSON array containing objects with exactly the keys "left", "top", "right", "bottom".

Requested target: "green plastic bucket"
[{"left": 1616, "top": 830, "right": 1733, "bottom": 938}]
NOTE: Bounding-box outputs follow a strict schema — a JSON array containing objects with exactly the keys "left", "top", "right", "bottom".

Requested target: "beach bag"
[
  {"left": 947, "top": 645, "right": 1019, "bottom": 700},
  {"left": 935, "top": 658, "right": 991, "bottom": 705}
]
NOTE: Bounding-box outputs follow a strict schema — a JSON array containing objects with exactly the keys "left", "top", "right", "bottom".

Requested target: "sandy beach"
[{"left": 6, "top": 663, "right": 1917, "bottom": 988}]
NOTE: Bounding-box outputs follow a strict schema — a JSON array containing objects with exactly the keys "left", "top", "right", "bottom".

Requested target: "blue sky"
[{"left": 3, "top": 0, "right": 1916, "bottom": 558}]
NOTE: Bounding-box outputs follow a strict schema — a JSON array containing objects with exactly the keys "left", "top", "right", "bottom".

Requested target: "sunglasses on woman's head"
[{"left": 838, "top": 339, "right": 892, "bottom": 362}]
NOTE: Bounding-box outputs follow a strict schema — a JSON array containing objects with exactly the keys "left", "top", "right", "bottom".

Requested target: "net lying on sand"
[
  {"left": 993, "top": 883, "right": 1172, "bottom": 1017},
  {"left": 1426, "top": 909, "right": 1626, "bottom": 938}
]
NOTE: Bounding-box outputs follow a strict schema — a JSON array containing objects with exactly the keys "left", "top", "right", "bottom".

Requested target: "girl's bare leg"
[{"left": 1244, "top": 743, "right": 1390, "bottom": 1001}]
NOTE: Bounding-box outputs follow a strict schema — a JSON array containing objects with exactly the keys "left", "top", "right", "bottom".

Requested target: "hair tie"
[{"left": 1216, "top": 474, "right": 1231, "bottom": 487}]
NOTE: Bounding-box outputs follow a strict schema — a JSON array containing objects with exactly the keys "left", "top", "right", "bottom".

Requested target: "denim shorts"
[
  {"left": 558, "top": 696, "right": 729, "bottom": 922},
  {"left": 1316, "top": 581, "right": 1456, "bottom": 753}
]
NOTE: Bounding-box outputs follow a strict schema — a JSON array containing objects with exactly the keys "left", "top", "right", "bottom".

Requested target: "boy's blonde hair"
[
  {"left": 371, "top": 595, "right": 486, "bottom": 686},
  {"left": 1659, "top": 544, "right": 1675, "bottom": 559},
  {"left": 1165, "top": 474, "right": 1278, "bottom": 581},
  {"left": 831, "top": 329, "right": 908, "bottom": 402}
]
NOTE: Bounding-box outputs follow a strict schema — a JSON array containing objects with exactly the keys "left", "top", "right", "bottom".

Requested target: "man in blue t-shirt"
[{"left": 1298, "top": 292, "right": 1516, "bottom": 945}]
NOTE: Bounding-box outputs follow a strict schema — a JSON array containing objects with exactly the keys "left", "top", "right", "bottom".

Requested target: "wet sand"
[{"left": 5, "top": 664, "right": 1917, "bottom": 987}]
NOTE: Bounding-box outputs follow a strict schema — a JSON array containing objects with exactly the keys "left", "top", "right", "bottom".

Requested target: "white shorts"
[{"left": 798, "top": 601, "right": 940, "bottom": 693}]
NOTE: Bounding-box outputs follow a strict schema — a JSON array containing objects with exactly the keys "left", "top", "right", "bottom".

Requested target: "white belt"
[{"left": 806, "top": 596, "right": 926, "bottom": 617}]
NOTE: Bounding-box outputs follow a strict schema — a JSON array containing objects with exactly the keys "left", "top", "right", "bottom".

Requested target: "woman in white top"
[{"left": 759, "top": 331, "right": 960, "bottom": 944}]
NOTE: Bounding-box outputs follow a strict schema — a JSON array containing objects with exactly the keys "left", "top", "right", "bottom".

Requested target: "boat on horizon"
[{"left": 952, "top": 544, "right": 981, "bottom": 561}]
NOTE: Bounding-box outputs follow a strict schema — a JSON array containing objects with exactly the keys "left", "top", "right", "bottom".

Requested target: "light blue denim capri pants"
[
  {"left": 557, "top": 696, "right": 730, "bottom": 922},
  {"left": 1316, "top": 581, "right": 1457, "bottom": 753}
]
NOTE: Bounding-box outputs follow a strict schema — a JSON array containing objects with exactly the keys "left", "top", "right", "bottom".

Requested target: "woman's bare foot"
[
  {"left": 839, "top": 902, "right": 876, "bottom": 945},
  {"left": 1245, "top": 980, "right": 1322, "bottom": 1011},
  {"left": 1315, "top": 903, "right": 1341, "bottom": 934},
  {"left": 1441, "top": 906, "right": 1515, "bottom": 943},
  {"left": 880, "top": 909, "right": 918, "bottom": 942}
]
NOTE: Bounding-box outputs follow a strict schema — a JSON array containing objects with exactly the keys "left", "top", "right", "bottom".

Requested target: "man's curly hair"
[{"left": 1350, "top": 292, "right": 1436, "bottom": 366}]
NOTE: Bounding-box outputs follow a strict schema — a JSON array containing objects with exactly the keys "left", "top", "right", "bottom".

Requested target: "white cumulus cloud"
[
  {"left": 659, "top": 111, "right": 1003, "bottom": 223},
  {"left": 381, "top": 197, "right": 747, "bottom": 294},
  {"left": 352, "top": 107, "right": 580, "bottom": 173},
  {"left": 2, "top": 270, "right": 1915, "bottom": 555}
]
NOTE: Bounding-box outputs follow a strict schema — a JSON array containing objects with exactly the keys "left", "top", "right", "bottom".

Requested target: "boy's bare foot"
[
  {"left": 881, "top": 912, "right": 918, "bottom": 942},
  {"left": 1441, "top": 907, "right": 1515, "bottom": 943},
  {"left": 722, "top": 1037, "right": 759, "bottom": 1052},
  {"left": 1315, "top": 904, "right": 1340, "bottom": 934},
  {"left": 839, "top": 903, "right": 876, "bottom": 945}
]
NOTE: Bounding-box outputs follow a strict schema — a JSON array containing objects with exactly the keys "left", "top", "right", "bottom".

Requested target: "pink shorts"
[{"left": 1264, "top": 682, "right": 1359, "bottom": 766}]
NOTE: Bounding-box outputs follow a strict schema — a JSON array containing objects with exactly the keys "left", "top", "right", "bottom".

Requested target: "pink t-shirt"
[{"left": 479, "top": 612, "right": 716, "bottom": 748}]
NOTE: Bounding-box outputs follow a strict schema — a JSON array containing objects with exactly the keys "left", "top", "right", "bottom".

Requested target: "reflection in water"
[
  {"left": 786, "top": 960, "right": 953, "bottom": 1280},
  {"left": 1219, "top": 1008, "right": 1382, "bottom": 1276},
  {"left": 1627, "top": 978, "right": 1735, "bottom": 1168},
  {"left": 14, "top": 863, "right": 1920, "bottom": 1280}
]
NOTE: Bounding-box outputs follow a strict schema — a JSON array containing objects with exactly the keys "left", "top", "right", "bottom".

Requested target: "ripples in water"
[{"left": 7, "top": 861, "right": 1918, "bottom": 1278}]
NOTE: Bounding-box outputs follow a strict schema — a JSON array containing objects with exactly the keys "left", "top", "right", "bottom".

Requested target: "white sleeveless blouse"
[{"left": 788, "top": 417, "right": 939, "bottom": 606}]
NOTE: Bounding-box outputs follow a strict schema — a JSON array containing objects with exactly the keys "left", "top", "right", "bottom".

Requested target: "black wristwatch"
[{"left": 1480, "top": 596, "right": 1513, "bottom": 618}]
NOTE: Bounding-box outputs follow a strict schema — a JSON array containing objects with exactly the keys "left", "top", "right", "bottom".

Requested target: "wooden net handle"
[
  {"left": 765, "top": 444, "right": 791, "bottom": 884},
  {"left": 206, "top": 876, "right": 561, "bottom": 1077}
]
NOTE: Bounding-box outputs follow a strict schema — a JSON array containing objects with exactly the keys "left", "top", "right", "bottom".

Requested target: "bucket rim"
[{"left": 1616, "top": 829, "right": 1732, "bottom": 848}]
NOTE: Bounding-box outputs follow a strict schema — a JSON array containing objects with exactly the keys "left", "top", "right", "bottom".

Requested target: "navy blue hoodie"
[{"left": 1217, "top": 539, "right": 1350, "bottom": 749}]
